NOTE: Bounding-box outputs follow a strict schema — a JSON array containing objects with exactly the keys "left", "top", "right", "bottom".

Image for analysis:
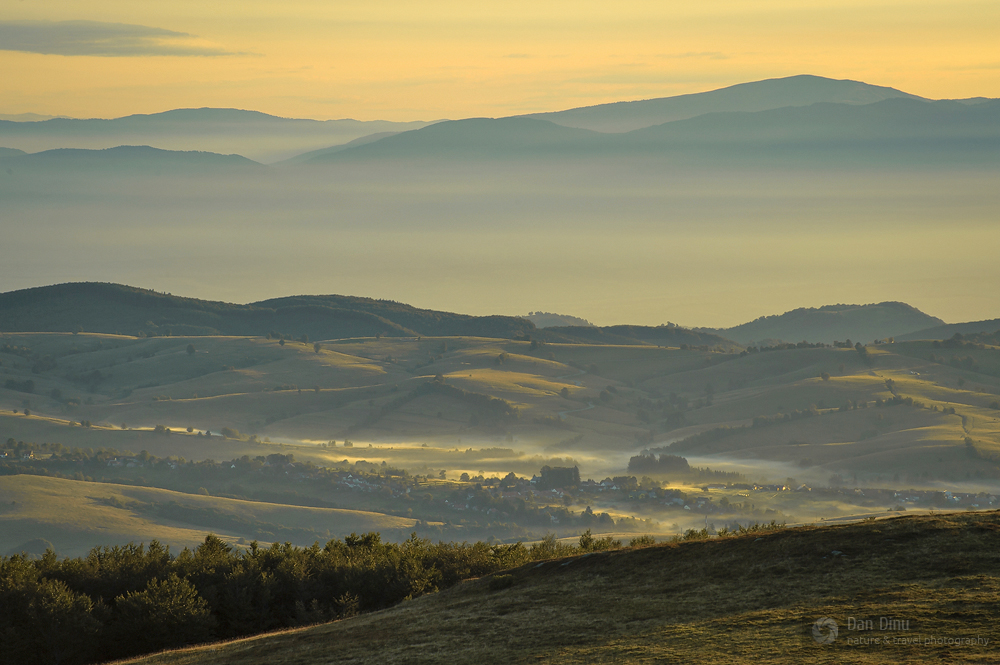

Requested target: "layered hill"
[
  {"left": 0, "top": 283, "right": 738, "bottom": 347},
  {"left": 0, "top": 283, "right": 535, "bottom": 340},
  {"left": 897, "top": 318, "right": 1000, "bottom": 342},
  {"left": 0, "top": 108, "right": 436, "bottom": 163},
  {"left": 708, "top": 302, "right": 945, "bottom": 345},
  {"left": 119, "top": 511, "right": 1000, "bottom": 664},
  {"left": 521, "top": 74, "right": 923, "bottom": 132},
  {"left": 297, "top": 97, "right": 1000, "bottom": 167},
  {"left": 0, "top": 145, "right": 262, "bottom": 174}
]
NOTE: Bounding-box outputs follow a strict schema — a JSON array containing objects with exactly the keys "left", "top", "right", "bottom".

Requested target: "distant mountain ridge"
[
  {"left": 8, "top": 96, "right": 998, "bottom": 173},
  {"left": 707, "top": 302, "right": 945, "bottom": 345},
  {"left": 521, "top": 74, "right": 924, "bottom": 132},
  {"left": 0, "top": 145, "right": 262, "bottom": 173},
  {"left": 299, "top": 97, "right": 1000, "bottom": 167},
  {"left": 896, "top": 318, "right": 1000, "bottom": 342},
  {"left": 0, "top": 283, "right": 739, "bottom": 348},
  {"left": 0, "top": 108, "right": 437, "bottom": 163}
]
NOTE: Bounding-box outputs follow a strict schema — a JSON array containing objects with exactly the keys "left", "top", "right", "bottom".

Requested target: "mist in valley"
[{"left": 2, "top": 151, "right": 997, "bottom": 329}]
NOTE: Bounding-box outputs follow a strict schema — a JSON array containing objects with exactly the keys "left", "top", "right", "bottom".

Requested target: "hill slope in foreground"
[{"left": 126, "top": 511, "right": 999, "bottom": 664}]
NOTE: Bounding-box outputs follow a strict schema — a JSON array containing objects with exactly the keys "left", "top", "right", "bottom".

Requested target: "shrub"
[{"left": 489, "top": 574, "right": 515, "bottom": 591}]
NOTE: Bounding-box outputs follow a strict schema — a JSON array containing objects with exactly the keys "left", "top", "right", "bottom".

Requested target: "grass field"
[{"left": 116, "top": 510, "right": 1000, "bottom": 664}]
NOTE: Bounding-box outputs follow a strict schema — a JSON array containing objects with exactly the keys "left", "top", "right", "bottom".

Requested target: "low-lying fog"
[{"left": 2, "top": 159, "right": 998, "bottom": 328}]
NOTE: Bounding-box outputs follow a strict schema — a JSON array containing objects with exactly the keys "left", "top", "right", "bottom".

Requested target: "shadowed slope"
[
  {"left": 119, "top": 511, "right": 1000, "bottom": 664},
  {"left": 710, "top": 302, "right": 945, "bottom": 345}
]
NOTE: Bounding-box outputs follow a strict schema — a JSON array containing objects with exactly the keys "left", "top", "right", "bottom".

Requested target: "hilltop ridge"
[
  {"left": 522, "top": 74, "right": 923, "bottom": 132},
  {"left": 706, "top": 301, "right": 945, "bottom": 345}
]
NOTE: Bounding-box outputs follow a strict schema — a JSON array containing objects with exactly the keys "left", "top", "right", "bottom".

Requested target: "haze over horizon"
[
  {"left": 2, "top": 3, "right": 998, "bottom": 329},
  {"left": 3, "top": 76, "right": 999, "bottom": 329},
  {"left": 2, "top": 1, "right": 999, "bottom": 121}
]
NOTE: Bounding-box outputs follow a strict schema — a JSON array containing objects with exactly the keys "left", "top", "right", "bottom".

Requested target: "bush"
[{"left": 489, "top": 574, "right": 515, "bottom": 591}]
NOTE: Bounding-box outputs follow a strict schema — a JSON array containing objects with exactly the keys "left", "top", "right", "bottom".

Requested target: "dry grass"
[
  {"left": 0, "top": 475, "right": 414, "bottom": 557},
  {"left": 119, "top": 510, "right": 1000, "bottom": 664},
  {"left": 3, "top": 332, "right": 999, "bottom": 480}
]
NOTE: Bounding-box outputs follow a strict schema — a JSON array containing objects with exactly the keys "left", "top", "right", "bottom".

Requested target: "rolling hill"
[
  {"left": 708, "top": 302, "right": 945, "bottom": 345},
  {"left": 117, "top": 511, "right": 1000, "bottom": 664},
  {"left": 0, "top": 283, "right": 535, "bottom": 340},
  {"left": 522, "top": 73, "right": 923, "bottom": 132},
  {"left": 0, "top": 475, "right": 415, "bottom": 557},
  {"left": 1, "top": 298, "right": 998, "bottom": 485},
  {"left": 897, "top": 318, "right": 1000, "bottom": 342}
]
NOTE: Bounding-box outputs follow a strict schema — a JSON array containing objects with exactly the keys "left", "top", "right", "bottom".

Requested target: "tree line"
[{"left": 0, "top": 530, "right": 655, "bottom": 665}]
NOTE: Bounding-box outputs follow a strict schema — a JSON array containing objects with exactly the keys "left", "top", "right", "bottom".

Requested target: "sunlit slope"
[
  {"left": 119, "top": 511, "right": 1000, "bottom": 664},
  {"left": 0, "top": 475, "right": 415, "bottom": 558},
  {"left": 3, "top": 331, "right": 999, "bottom": 479}
]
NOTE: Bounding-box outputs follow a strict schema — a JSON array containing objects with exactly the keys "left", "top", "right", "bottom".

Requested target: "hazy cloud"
[{"left": 0, "top": 20, "right": 234, "bottom": 57}]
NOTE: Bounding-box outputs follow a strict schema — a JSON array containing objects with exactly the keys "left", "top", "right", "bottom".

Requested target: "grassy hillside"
[
  {"left": 118, "top": 510, "right": 1000, "bottom": 664},
  {"left": 3, "top": 329, "right": 999, "bottom": 483},
  {"left": 0, "top": 475, "right": 416, "bottom": 557}
]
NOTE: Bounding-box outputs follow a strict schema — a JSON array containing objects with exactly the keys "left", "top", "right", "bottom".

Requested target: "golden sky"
[{"left": 2, "top": 1, "right": 999, "bottom": 120}]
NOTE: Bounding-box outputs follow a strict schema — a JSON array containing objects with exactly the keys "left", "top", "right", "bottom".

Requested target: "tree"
[
  {"left": 186, "top": 344, "right": 195, "bottom": 356},
  {"left": 279, "top": 339, "right": 285, "bottom": 347},
  {"left": 821, "top": 372, "right": 830, "bottom": 381},
  {"left": 313, "top": 342, "right": 322, "bottom": 354},
  {"left": 560, "top": 386, "right": 570, "bottom": 398},
  {"left": 299, "top": 334, "right": 309, "bottom": 343},
  {"left": 108, "top": 574, "right": 214, "bottom": 658}
]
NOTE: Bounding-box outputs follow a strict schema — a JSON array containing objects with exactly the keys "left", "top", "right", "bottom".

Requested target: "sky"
[{"left": 2, "top": 1, "right": 999, "bottom": 120}]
